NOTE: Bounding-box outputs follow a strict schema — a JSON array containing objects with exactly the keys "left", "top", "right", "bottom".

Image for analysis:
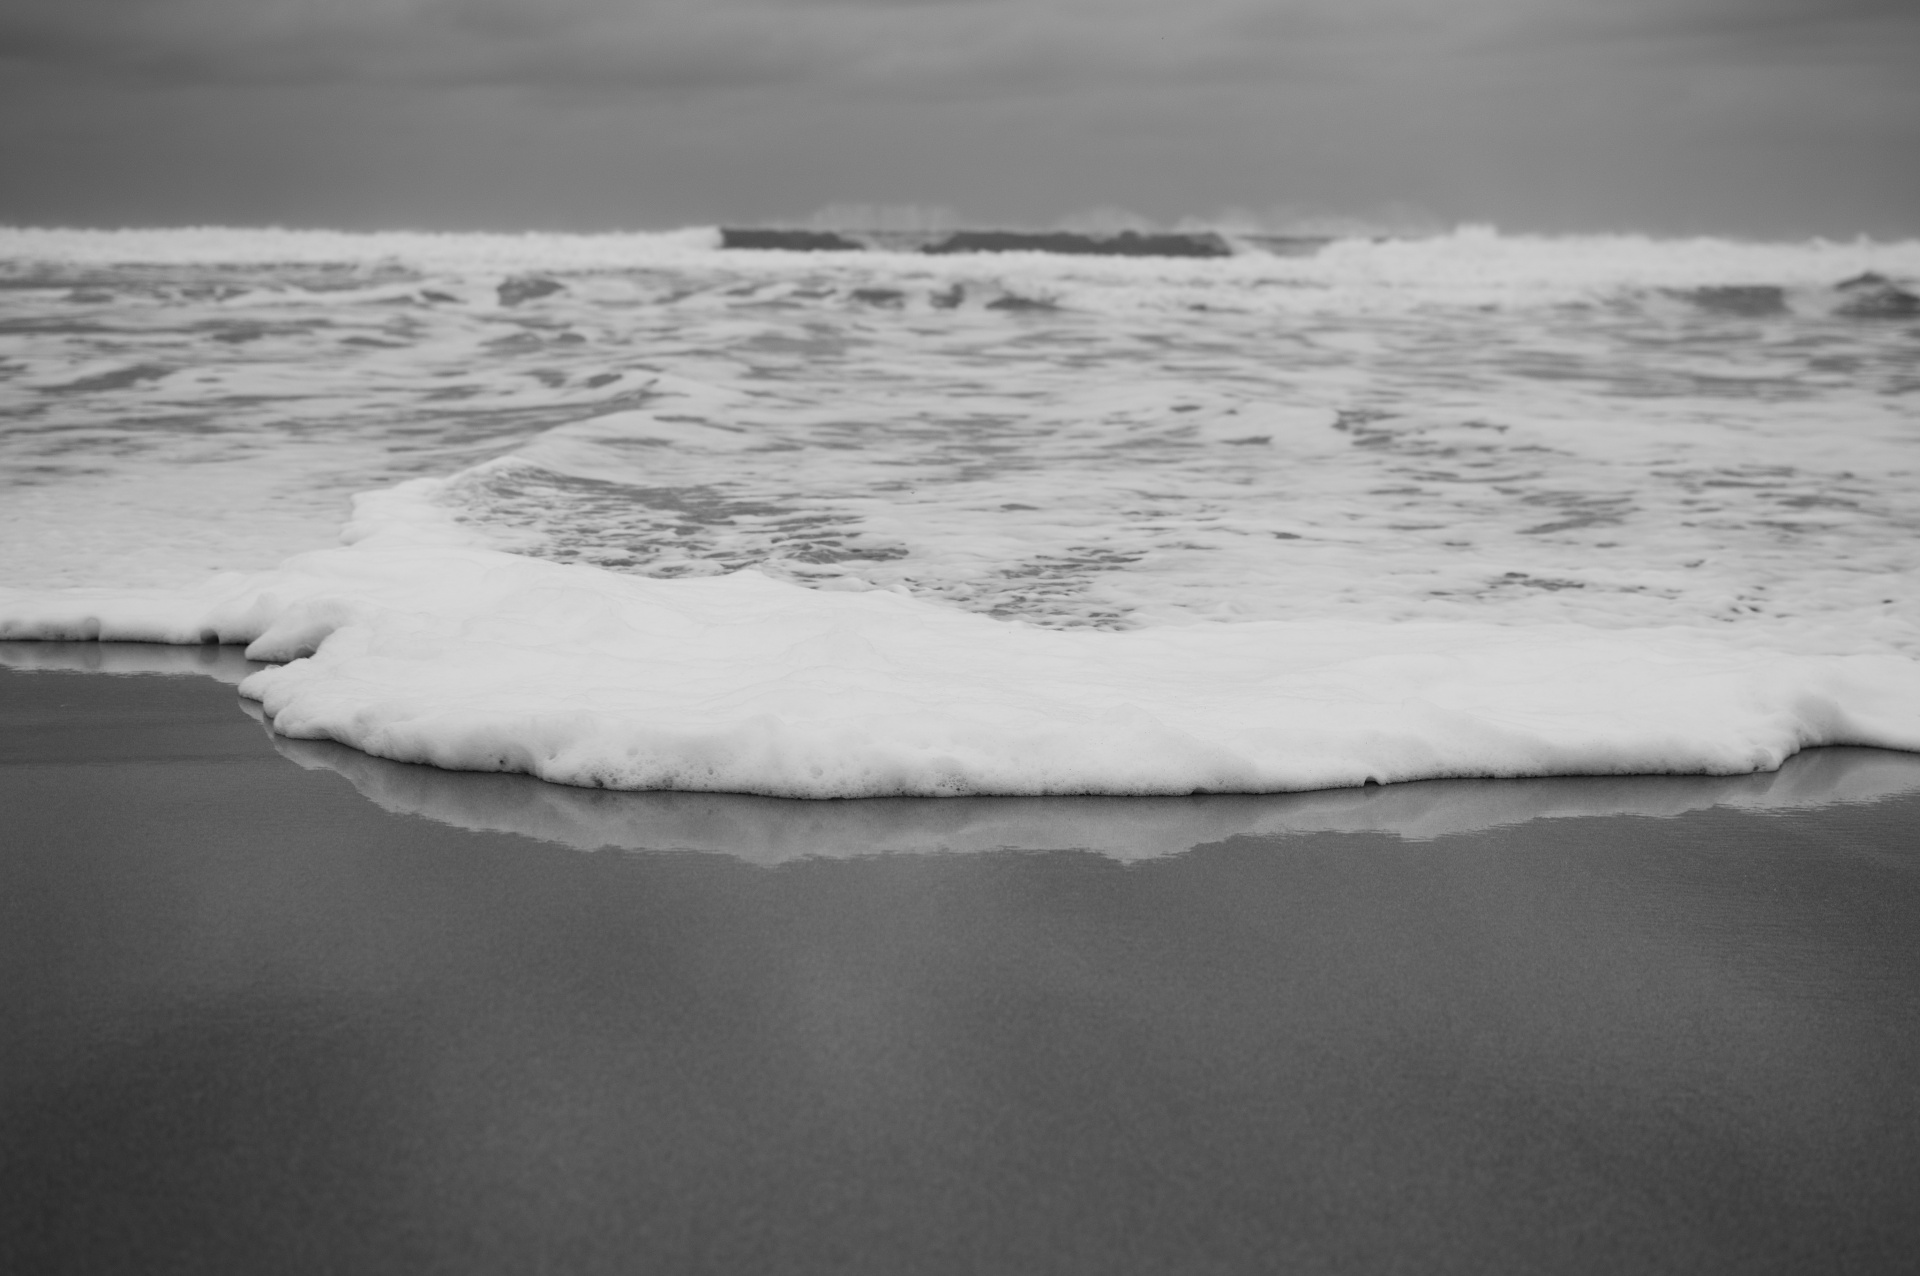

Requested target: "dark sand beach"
[{"left": 5, "top": 653, "right": 1920, "bottom": 1275}]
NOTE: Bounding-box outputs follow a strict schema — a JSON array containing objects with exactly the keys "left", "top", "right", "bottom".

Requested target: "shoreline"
[
  {"left": 4, "top": 658, "right": 1920, "bottom": 1272},
  {"left": 7, "top": 641, "right": 1920, "bottom": 858}
]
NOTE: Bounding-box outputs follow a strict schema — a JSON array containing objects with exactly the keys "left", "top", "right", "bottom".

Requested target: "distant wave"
[{"left": 6, "top": 224, "right": 1919, "bottom": 295}]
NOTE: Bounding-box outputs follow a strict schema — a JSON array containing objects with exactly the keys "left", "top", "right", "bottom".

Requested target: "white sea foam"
[
  {"left": 3, "top": 226, "right": 1917, "bottom": 797},
  {"left": 3, "top": 521, "right": 1916, "bottom": 797}
]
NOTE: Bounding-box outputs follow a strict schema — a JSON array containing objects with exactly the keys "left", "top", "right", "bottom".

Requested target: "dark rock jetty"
[
  {"left": 719, "top": 229, "right": 868, "bottom": 252},
  {"left": 719, "top": 227, "right": 1304, "bottom": 259},
  {"left": 921, "top": 230, "right": 1231, "bottom": 258}
]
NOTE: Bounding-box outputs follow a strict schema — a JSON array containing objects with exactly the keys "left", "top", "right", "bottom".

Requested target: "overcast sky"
[{"left": 2, "top": 0, "right": 1915, "bottom": 236}]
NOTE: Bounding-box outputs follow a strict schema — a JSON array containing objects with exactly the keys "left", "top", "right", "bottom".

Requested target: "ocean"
[{"left": 2, "top": 225, "right": 1917, "bottom": 798}]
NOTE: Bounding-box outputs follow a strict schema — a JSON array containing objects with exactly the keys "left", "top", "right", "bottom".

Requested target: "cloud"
[
  {"left": 1, "top": 0, "right": 1913, "bottom": 235},
  {"left": 6, "top": 0, "right": 1910, "bottom": 138},
  {"left": 0, "top": 0, "right": 815, "bottom": 90},
  {"left": 0, "top": 0, "right": 1503, "bottom": 94},
  {"left": 1500, "top": 0, "right": 1920, "bottom": 62}
]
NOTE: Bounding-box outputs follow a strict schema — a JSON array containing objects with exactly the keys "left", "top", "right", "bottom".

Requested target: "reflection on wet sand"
[
  {"left": 9, "top": 639, "right": 1918, "bottom": 863},
  {"left": 259, "top": 715, "right": 1920, "bottom": 864},
  {"left": 0, "top": 639, "right": 265, "bottom": 684}
]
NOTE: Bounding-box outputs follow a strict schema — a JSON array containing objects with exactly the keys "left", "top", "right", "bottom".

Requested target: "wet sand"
[{"left": 4, "top": 656, "right": 1919, "bottom": 1274}]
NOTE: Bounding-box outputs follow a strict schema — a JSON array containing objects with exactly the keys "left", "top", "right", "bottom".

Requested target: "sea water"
[{"left": 2, "top": 226, "right": 1917, "bottom": 796}]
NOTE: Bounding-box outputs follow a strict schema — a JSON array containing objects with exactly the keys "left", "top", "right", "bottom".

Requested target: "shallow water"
[
  {"left": 3, "top": 228, "right": 1917, "bottom": 646},
  {"left": 3, "top": 228, "right": 1917, "bottom": 797}
]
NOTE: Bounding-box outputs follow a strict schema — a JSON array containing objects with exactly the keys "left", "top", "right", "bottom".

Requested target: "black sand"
[{"left": 4, "top": 658, "right": 1920, "bottom": 1275}]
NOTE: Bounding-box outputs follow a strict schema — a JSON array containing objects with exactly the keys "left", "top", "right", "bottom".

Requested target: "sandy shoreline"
[{"left": 4, "top": 656, "right": 1920, "bottom": 1273}]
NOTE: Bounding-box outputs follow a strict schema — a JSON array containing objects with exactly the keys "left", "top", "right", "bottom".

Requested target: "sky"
[{"left": 1, "top": 0, "right": 1916, "bottom": 237}]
